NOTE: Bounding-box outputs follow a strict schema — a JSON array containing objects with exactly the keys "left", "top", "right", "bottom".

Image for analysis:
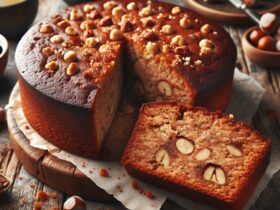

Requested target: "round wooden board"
[
  {"left": 184, "top": 0, "right": 280, "bottom": 25},
  {"left": 7, "top": 84, "right": 115, "bottom": 202}
]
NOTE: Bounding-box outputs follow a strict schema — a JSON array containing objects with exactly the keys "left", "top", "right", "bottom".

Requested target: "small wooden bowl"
[
  {"left": 0, "top": 0, "right": 38, "bottom": 40},
  {"left": 242, "top": 27, "right": 280, "bottom": 68},
  {"left": 0, "top": 34, "right": 9, "bottom": 77}
]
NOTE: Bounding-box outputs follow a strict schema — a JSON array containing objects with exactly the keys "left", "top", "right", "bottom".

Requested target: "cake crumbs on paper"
[
  {"left": 116, "top": 185, "right": 123, "bottom": 193},
  {"left": 82, "top": 161, "right": 87, "bottom": 168},
  {"left": 99, "top": 168, "right": 110, "bottom": 177},
  {"left": 89, "top": 169, "right": 93, "bottom": 174},
  {"left": 131, "top": 180, "right": 155, "bottom": 199}
]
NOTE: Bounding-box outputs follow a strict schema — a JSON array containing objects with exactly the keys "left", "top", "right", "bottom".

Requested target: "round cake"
[{"left": 15, "top": 0, "right": 237, "bottom": 159}]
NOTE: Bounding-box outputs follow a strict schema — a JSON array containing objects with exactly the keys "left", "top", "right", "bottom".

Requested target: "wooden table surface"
[{"left": 0, "top": 0, "right": 280, "bottom": 209}]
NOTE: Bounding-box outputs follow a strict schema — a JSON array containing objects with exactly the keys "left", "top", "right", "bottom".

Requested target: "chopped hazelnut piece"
[
  {"left": 194, "top": 60, "right": 203, "bottom": 66},
  {"left": 50, "top": 35, "right": 63, "bottom": 43},
  {"left": 200, "top": 47, "right": 213, "bottom": 55},
  {"left": 199, "top": 39, "right": 214, "bottom": 49},
  {"left": 143, "top": 30, "right": 158, "bottom": 41},
  {"left": 200, "top": 24, "right": 212, "bottom": 34},
  {"left": 70, "top": 10, "right": 81, "bottom": 21},
  {"left": 40, "top": 24, "right": 54, "bottom": 34},
  {"left": 87, "top": 10, "right": 101, "bottom": 19},
  {"left": 110, "top": 29, "right": 123, "bottom": 41},
  {"left": 65, "top": 26, "right": 77, "bottom": 36},
  {"left": 85, "top": 37, "right": 98, "bottom": 48},
  {"left": 161, "top": 25, "right": 173, "bottom": 35},
  {"left": 42, "top": 47, "right": 54, "bottom": 57},
  {"left": 162, "top": 44, "right": 170, "bottom": 53},
  {"left": 174, "top": 46, "right": 191, "bottom": 56},
  {"left": 112, "top": 6, "right": 124, "bottom": 16},
  {"left": 45, "top": 61, "right": 58, "bottom": 71},
  {"left": 103, "top": 1, "right": 117, "bottom": 10},
  {"left": 64, "top": 50, "right": 77, "bottom": 62},
  {"left": 139, "top": 6, "right": 153, "bottom": 17},
  {"left": 180, "top": 16, "right": 191, "bottom": 29},
  {"left": 83, "top": 4, "right": 94, "bottom": 13},
  {"left": 171, "top": 6, "right": 181, "bottom": 15},
  {"left": 66, "top": 62, "right": 79, "bottom": 76},
  {"left": 146, "top": 42, "right": 159, "bottom": 55},
  {"left": 121, "top": 19, "right": 134, "bottom": 32},
  {"left": 141, "top": 17, "right": 156, "bottom": 27},
  {"left": 127, "top": 2, "right": 137, "bottom": 11},
  {"left": 57, "top": 20, "right": 70, "bottom": 29},
  {"left": 171, "top": 35, "right": 185, "bottom": 46},
  {"left": 99, "top": 44, "right": 111, "bottom": 53},
  {"left": 80, "top": 20, "right": 95, "bottom": 30}
]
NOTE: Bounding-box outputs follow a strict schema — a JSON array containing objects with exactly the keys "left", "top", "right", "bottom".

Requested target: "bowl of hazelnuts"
[{"left": 242, "top": 13, "right": 280, "bottom": 68}]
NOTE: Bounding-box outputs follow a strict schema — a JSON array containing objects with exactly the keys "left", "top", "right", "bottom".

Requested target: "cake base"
[{"left": 7, "top": 84, "right": 114, "bottom": 202}]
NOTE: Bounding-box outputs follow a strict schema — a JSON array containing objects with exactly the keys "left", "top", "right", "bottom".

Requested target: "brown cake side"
[
  {"left": 122, "top": 102, "right": 271, "bottom": 210},
  {"left": 16, "top": 0, "right": 236, "bottom": 158}
]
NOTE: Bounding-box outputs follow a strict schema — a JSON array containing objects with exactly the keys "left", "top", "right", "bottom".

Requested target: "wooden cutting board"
[{"left": 184, "top": 0, "right": 280, "bottom": 25}]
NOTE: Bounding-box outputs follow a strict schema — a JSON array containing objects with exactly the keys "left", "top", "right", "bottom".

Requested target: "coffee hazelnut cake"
[
  {"left": 122, "top": 102, "right": 271, "bottom": 210},
  {"left": 16, "top": 0, "right": 236, "bottom": 158}
]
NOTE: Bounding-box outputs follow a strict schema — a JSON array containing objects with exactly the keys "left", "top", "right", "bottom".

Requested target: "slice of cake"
[{"left": 122, "top": 102, "right": 271, "bottom": 210}]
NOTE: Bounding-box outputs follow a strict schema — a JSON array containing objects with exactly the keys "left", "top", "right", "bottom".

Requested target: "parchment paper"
[{"left": 10, "top": 69, "right": 280, "bottom": 210}]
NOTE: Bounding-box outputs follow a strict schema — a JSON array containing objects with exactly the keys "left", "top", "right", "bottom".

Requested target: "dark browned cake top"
[{"left": 16, "top": 0, "right": 236, "bottom": 108}]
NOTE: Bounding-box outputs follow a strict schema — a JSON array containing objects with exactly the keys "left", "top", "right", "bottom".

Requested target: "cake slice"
[{"left": 122, "top": 102, "right": 271, "bottom": 210}]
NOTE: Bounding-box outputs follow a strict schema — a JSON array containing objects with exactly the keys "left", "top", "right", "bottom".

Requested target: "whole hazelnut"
[
  {"left": 257, "top": 35, "right": 275, "bottom": 51},
  {"left": 259, "top": 13, "right": 279, "bottom": 34},
  {"left": 249, "top": 29, "right": 266, "bottom": 45},
  {"left": 63, "top": 196, "right": 86, "bottom": 210},
  {"left": 0, "top": 108, "right": 6, "bottom": 123}
]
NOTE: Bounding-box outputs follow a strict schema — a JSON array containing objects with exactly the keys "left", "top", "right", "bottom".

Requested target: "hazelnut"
[
  {"left": 99, "top": 44, "right": 111, "bottom": 53},
  {"left": 110, "top": 29, "right": 123, "bottom": 41},
  {"left": 57, "top": 20, "right": 70, "bottom": 29},
  {"left": 194, "top": 60, "right": 203, "bottom": 66},
  {"left": 200, "top": 24, "right": 212, "bottom": 34},
  {"left": 174, "top": 46, "right": 191, "bottom": 56},
  {"left": 83, "top": 4, "right": 94, "bottom": 13},
  {"left": 42, "top": 47, "right": 54, "bottom": 57},
  {"left": 103, "top": 1, "right": 117, "bottom": 10},
  {"left": 139, "top": 6, "right": 153, "bottom": 17},
  {"left": 171, "top": 6, "right": 181, "bottom": 15},
  {"left": 146, "top": 42, "right": 159, "bottom": 55},
  {"left": 257, "top": 35, "right": 275, "bottom": 51},
  {"left": 157, "top": 80, "right": 172, "bottom": 96},
  {"left": 199, "top": 39, "right": 214, "bottom": 49},
  {"left": 276, "top": 40, "right": 280, "bottom": 52},
  {"left": 161, "top": 25, "right": 173, "bottom": 35},
  {"left": 70, "top": 10, "right": 82, "bottom": 21},
  {"left": 80, "top": 20, "right": 95, "bottom": 30},
  {"left": 249, "top": 29, "right": 266, "bottom": 45},
  {"left": 162, "top": 44, "right": 170, "bottom": 53},
  {"left": 180, "top": 16, "right": 191, "bottom": 29},
  {"left": 171, "top": 35, "right": 185, "bottom": 46},
  {"left": 99, "top": 17, "right": 113, "bottom": 27},
  {"left": 112, "top": 6, "right": 124, "bottom": 16},
  {"left": 85, "top": 37, "right": 98, "bottom": 48},
  {"left": 176, "top": 138, "right": 194, "bottom": 155},
  {"left": 143, "top": 30, "right": 158, "bottom": 41},
  {"left": 0, "top": 108, "right": 6, "bottom": 123},
  {"left": 141, "top": 17, "right": 156, "bottom": 27},
  {"left": 40, "top": 24, "right": 54, "bottom": 33},
  {"left": 121, "top": 19, "right": 134, "bottom": 32},
  {"left": 87, "top": 10, "right": 101, "bottom": 20},
  {"left": 203, "top": 165, "right": 226, "bottom": 185},
  {"left": 155, "top": 149, "right": 170, "bottom": 167},
  {"left": 63, "top": 196, "right": 86, "bottom": 210},
  {"left": 66, "top": 63, "right": 79, "bottom": 76},
  {"left": 200, "top": 47, "right": 213, "bottom": 55},
  {"left": 83, "top": 29, "right": 94, "bottom": 38},
  {"left": 50, "top": 35, "right": 63, "bottom": 43},
  {"left": 226, "top": 144, "right": 242, "bottom": 157},
  {"left": 127, "top": 2, "right": 137, "bottom": 11},
  {"left": 45, "top": 61, "right": 58, "bottom": 71},
  {"left": 65, "top": 26, "right": 77, "bottom": 36},
  {"left": 195, "top": 148, "right": 210, "bottom": 161},
  {"left": 260, "top": 13, "right": 279, "bottom": 34},
  {"left": 64, "top": 51, "right": 77, "bottom": 62}
]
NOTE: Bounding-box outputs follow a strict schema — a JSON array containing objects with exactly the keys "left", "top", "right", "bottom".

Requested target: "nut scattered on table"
[
  {"left": 259, "top": 13, "right": 279, "bottom": 34},
  {"left": 63, "top": 195, "right": 86, "bottom": 210}
]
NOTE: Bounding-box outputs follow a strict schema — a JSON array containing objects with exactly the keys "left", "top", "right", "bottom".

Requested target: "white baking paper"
[{"left": 10, "top": 69, "right": 279, "bottom": 210}]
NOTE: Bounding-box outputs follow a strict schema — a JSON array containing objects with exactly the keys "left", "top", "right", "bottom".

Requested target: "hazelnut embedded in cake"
[
  {"left": 16, "top": 0, "right": 236, "bottom": 159},
  {"left": 122, "top": 102, "right": 271, "bottom": 210}
]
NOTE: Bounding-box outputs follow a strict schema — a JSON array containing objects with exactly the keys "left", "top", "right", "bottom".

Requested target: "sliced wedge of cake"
[{"left": 122, "top": 102, "right": 271, "bottom": 210}]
